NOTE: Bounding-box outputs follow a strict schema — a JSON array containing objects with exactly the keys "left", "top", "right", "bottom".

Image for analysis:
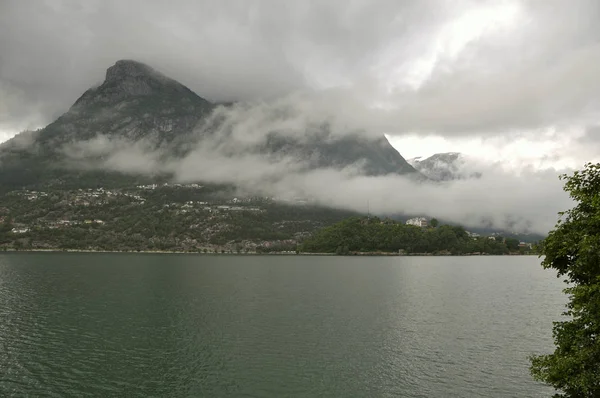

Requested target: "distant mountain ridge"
[
  {"left": 0, "top": 60, "right": 419, "bottom": 191},
  {"left": 409, "top": 152, "right": 481, "bottom": 181}
]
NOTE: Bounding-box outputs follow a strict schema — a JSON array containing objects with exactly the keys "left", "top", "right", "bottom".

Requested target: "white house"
[{"left": 406, "top": 217, "right": 428, "bottom": 227}]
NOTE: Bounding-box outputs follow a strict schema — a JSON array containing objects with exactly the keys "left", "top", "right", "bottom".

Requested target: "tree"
[
  {"left": 530, "top": 163, "right": 600, "bottom": 397},
  {"left": 430, "top": 218, "right": 439, "bottom": 228},
  {"left": 505, "top": 237, "right": 520, "bottom": 252}
]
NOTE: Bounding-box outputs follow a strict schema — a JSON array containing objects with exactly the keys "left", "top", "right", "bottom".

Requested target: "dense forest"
[{"left": 300, "top": 217, "right": 535, "bottom": 255}]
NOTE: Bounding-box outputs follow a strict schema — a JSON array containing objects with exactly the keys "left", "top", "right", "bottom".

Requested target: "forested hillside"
[{"left": 300, "top": 217, "right": 533, "bottom": 255}]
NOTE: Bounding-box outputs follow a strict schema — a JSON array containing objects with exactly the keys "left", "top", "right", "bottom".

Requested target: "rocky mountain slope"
[
  {"left": 43, "top": 59, "right": 213, "bottom": 145},
  {"left": 0, "top": 60, "right": 418, "bottom": 192}
]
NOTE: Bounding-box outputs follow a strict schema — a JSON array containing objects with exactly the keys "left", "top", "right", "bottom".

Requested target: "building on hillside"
[
  {"left": 406, "top": 217, "right": 428, "bottom": 227},
  {"left": 519, "top": 242, "right": 532, "bottom": 249}
]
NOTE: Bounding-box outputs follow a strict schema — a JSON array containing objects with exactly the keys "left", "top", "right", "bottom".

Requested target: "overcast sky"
[
  {"left": 1, "top": 0, "right": 599, "bottom": 232},
  {"left": 1, "top": 0, "right": 599, "bottom": 160}
]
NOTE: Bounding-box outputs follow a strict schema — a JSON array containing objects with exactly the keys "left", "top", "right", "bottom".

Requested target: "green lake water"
[{"left": 0, "top": 253, "right": 564, "bottom": 397}]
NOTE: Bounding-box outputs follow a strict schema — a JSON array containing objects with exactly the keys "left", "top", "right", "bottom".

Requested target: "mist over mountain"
[
  {"left": 0, "top": 60, "right": 570, "bottom": 234},
  {"left": 409, "top": 152, "right": 482, "bottom": 181},
  {"left": 0, "top": 60, "right": 418, "bottom": 192}
]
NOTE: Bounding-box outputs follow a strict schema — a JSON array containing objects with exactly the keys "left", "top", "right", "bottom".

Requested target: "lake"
[{"left": 0, "top": 253, "right": 564, "bottom": 397}]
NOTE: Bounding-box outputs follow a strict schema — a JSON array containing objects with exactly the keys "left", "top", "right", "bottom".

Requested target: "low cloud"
[
  {"left": 60, "top": 103, "right": 572, "bottom": 235},
  {"left": 64, "top": 135, "right": 165, "bottom": 174}
]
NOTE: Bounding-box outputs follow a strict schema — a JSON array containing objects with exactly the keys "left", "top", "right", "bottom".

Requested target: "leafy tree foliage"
[
  {"left": 505, "top": 237, "right": 520, "bottom": 252},
  {"left": 530, "top": 163, "right": 600, "bottom": 397}
]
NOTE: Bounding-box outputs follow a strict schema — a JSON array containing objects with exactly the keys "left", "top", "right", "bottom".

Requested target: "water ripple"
[{"left": 0, "top": 253, "right": 564, "bottom": 397}]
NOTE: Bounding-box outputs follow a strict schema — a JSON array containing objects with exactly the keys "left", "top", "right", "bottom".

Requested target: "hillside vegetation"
[{"left": 300, "top": 217, "right": 532, "bottom": 255}]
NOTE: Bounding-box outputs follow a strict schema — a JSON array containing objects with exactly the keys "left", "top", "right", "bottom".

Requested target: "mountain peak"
[
  {"left": 69, "top": 59, "right": 207, "bottom": 112},
  {"left": 105, "top": 60, "right": 166, "bottom": 84}
]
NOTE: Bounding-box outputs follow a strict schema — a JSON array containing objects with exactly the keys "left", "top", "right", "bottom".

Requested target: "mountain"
[
  {"left": 409, "top": 152, "right": 481, "bottom": 181},
  {"left": 0, "top": 60, "right": 214, "bottom": 190},
  {"left": 41, "top": 60, "right": 214, "bottom": 145},
  {"left": 0, "top": 60, "right": 418, "bottom": 192}
]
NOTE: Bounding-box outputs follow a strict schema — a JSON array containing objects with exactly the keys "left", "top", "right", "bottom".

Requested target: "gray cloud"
[
  {"left": 3, "top": 0, "right": 598, "bottom": 137},
  {"left": 578, "top": 125, "right": 600, "bottom": 144},
  {"left": 0, "top": 0, "right": 439, "bottom": 131}
]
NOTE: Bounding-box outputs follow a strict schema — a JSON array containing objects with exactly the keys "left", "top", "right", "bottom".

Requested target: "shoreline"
[{"left": 0, "top": 248, "right": 537, "bottom": 256}]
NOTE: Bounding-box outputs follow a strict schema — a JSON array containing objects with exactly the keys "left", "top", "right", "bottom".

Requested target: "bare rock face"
[
  {"left": 102, "top": 60, "right": 190, "bottom": 97},
  {"left": 38, "top": 60, "right": 214, "bottom": 146},
  {"left": 72, "top": 60, "right": 207, "bottom": 109},
  {"left": 105, "top": 60, "right": 162, "bottom": 83}
]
